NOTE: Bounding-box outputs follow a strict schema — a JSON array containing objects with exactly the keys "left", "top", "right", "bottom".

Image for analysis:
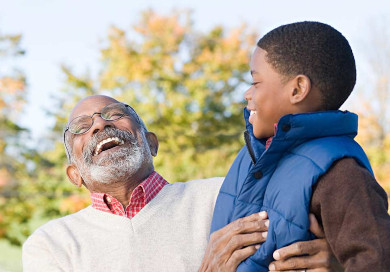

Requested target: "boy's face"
[{"left": 245, "top": 47, "right": 294, "bottom": 139}]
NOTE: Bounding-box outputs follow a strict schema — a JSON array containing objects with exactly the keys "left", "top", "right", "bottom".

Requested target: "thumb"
[{"left": 309, "top": 213, "right": 325, "bottom": 238}]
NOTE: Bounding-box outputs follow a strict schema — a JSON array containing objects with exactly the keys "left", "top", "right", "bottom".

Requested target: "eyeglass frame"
[{"left": 63, "top": 102, "right": 140, "bottom": 161}]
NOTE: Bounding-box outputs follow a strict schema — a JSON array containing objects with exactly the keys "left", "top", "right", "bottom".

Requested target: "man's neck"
[{"left": 87, "top": 168, "right": 154, "bottom": 207}]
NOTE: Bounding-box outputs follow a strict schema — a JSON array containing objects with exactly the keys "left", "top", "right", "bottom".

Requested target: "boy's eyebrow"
[{"left": 250, "top": 70, "right": 258, "bottom": 75}]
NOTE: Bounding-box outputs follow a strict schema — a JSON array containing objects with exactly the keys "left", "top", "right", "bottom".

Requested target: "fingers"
[
  {"left": 226, "top": 245, "right": 258, "bottom": 268},
  {"left": 270, "top": 250, "right": 332, "bottom": 271},
  {"left": 270, "top": 269, "right": 329, "bottom": 272},
  {"left": 269, "top": 255, "right": 323, "bottom": 271},
  {"left": 218, "top": 228, "right": 267, "bottom": 262},
  {"left": 273, "top": 239, "right": 328, "bottom": 261},
  {"left": 226, "top": 231, "right": 267, "bottom": 251},
  {"left": 309, "top": 213, "right": 324, "bottom": 238},
  {"left": 269, "top": 255, "right": 310, "bottom": 271},
  {"left": 227, "top": 217, "right": 269, "bottom": 236},
  {"left": 211, "top": 211, "right": 269, "bottom": 241},
  {"left": 203, "top": 211, "right": 269, "bottom": 271}
]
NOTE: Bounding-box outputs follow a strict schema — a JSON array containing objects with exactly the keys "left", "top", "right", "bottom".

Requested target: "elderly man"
[{"left": 23, "top": 95, "right": 339, "bottom": 271}]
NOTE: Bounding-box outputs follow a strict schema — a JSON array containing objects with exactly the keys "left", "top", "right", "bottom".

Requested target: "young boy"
[{"left": 210, "top": 21, "right": 390, "bottom": 271}]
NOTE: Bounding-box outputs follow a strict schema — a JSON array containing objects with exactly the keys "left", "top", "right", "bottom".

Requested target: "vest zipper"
[{"left": 244, "top": 130, "right": 256, "bottom": 164}]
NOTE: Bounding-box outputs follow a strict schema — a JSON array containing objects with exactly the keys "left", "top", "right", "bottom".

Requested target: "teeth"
[
  {"left": 94, "top": 137, "right": 124, "bottom": 156},
  {"left": 250, "top": 110, "right": 257, "bottom": 116}
]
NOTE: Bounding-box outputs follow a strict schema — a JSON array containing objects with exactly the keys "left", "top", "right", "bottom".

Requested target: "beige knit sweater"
[{"left": 23, "top": 177, "right": 223, "bottom": 272}]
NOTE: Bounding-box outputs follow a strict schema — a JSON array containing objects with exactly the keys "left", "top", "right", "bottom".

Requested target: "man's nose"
[
  {"left": 244, "top": 86, "right": 253, "bottom": 101},
  {"left": 90, "top": 114, "right": 114, "bottom": 135}
]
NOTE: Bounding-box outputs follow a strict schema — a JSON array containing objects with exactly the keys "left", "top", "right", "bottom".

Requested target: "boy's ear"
[
  {"left": 289, "top": 75, "right": 312, "bottom": 105},
  {"left": 66, "top": 164, "right": 83, "bottom": 187},
  {"left": 145, "top": 132, "right": 159, "bottom": 157}
]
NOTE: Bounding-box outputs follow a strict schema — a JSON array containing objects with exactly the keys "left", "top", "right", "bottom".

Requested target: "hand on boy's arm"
[
  {"left": 268, "top": 214, "right": 343, "bottom": 272},
  {"left": 199, "top": 212, "right": 342, "bottom": 272},
  {"left": 199, "top": 211, "right": 269, "bottom": 272}
]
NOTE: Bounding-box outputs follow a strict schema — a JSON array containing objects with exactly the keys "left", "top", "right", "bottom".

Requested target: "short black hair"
[{"left": 257, "top": 21, "right": 356, "bottom": 110}]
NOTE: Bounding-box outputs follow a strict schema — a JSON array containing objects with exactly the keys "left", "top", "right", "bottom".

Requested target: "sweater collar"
[{"left": 90, "top": 171, "right": 168, "bottom": 218}]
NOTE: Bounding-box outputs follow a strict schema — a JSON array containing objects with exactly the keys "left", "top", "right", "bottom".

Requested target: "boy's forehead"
[
  {"left": 69, "top": 96, "right": 118, "bottom": 121},
  {"left": 250, "top": 47, "right": 267, "bottom": 74}
]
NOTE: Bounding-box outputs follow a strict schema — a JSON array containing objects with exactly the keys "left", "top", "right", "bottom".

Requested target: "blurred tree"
[
  {"left": 354, "top": 20, "right": 390, "bottom": 195},
  {"left": 0, "top": 32, "right": 33, "bottom": 245}
]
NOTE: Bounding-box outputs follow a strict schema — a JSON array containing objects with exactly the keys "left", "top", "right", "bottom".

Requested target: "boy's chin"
[{"left": 253, "top": 129, "right": 274, "bottom": 140}]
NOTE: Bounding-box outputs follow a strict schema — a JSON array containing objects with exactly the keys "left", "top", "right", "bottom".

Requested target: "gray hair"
[{"left": 64, "top": 106, "right": 148, "bottom": 164}]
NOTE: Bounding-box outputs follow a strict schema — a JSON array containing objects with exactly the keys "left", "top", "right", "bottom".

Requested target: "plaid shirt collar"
[
  {"left": 265, "top": 123, "right": 278, "bottom": 150},
  {"left": 90, "top": 171, "right": 168, "bottom": 219}
]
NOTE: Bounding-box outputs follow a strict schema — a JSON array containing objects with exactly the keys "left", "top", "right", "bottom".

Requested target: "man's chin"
[{"left": 87, "top": 165, "right": 129, "bottom": 185}]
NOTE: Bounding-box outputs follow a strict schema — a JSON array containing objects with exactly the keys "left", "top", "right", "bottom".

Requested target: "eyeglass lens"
[{"left": 68, "top": 103, "right": 128, "bottom": 134}]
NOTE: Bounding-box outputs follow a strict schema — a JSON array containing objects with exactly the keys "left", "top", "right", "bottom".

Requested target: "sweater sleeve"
[
  {"left": 310, "top": 158, "right": 390, "bottom": 272},
  {"left": 22, "top": 231, "right": 65, "bottom": 272}
]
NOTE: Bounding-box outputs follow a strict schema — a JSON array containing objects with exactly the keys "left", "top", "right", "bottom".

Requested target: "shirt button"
[
  {"left": 253, "top": 171, "right": 263, "bottom": 179},
  {"left": 106, "top": 196, "right": 111, "bottom": 203},
  {"left": 282, "top": 124, "right": 291, "bottom": 132}
]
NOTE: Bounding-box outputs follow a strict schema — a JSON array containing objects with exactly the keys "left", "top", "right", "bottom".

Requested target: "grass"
[
  {"left": 0, "top": 240, "right": 22, "bottom": 272},
  {"left": 0, "top": 214, "right": 51, "bottom": 272}
]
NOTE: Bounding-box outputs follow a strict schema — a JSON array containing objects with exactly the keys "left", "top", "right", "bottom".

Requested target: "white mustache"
[{"left": 82, "top": 127, "right": 137, "bottom": 165}]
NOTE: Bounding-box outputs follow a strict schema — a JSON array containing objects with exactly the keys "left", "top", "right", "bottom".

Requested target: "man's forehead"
[{"left": 69, "top": 95, "right": 119, "bottom": 121}]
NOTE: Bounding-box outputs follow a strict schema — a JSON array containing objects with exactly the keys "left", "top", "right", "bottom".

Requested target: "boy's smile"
[{"left": 244, "top": 47, "right": 294, "bottom": 139}]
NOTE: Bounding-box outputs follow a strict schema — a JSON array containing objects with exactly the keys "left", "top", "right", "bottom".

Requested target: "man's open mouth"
[{"left": 94, "top": 137, "right": 125, "bottom": 156}]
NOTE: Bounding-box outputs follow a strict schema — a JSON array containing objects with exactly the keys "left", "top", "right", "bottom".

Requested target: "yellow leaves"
[
  {"left": 0, "top": 77, "right": 25, "bottom": 94},
  {"left": 59, "top": 194, "right": 91, "bottom": 214},
  {"left": 135, "top": 10, "right": 187, "bottom": 46},
  {"left": 192, "top": 25, "right": 253, "bottom": 82},
  {"left": 355, "top": 109, "right": 390, "bottom": 196},
  {"left": 102, "top": 12, "right": 189, "bottom": 87},
  {"left": 133, "top": 10, "right": 187, "bottom": 59},
  {"left": 0, "top": 168, "right": 11, "bottom": 187},
  {"left": 0, "top": 32, "right": 26, "bottom": 115},
  {"left": 0, "top": 77, "right": 26, "bottom": 112},
  {"left": 355, "top": 111, "right": 382, "bottom": 146},
  {"left": 0, "top": 33, "right": 24, "bottom": 57}
]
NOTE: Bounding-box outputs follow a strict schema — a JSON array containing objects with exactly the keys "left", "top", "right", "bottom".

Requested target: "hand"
[
  {"left": 199, "top": 211, "right": 269, "bottom": 272},
  {"left": 268, "top": 214, "right": 344, "bottom": 272}
]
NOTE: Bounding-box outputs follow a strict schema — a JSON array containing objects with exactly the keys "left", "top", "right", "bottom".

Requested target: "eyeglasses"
[{"left": 63, "top": 102, "right": 139, "bottom": 159}]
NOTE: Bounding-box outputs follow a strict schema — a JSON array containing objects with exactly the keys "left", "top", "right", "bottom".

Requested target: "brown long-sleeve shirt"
[{"left": 310, "top": 158, "right": 390, "bottom": 271}]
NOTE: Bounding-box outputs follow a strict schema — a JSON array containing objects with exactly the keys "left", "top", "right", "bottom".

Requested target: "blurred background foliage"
[{"left": 0, "top": 10, "right": 389, "bottom": 271}]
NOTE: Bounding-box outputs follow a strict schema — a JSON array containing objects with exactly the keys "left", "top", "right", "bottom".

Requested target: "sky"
[{"left": 1, "top": 0, "right": 390, "bottom": 142}]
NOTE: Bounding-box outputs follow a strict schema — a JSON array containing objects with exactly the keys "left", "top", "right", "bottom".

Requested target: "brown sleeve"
[{"left": 310, "top": 158, "right": 390, "bottom": 272}]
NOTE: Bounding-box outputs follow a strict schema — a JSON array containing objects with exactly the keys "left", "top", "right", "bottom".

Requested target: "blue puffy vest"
[{"left": 210, "top": 109, "right": 373, "bottom": 271}]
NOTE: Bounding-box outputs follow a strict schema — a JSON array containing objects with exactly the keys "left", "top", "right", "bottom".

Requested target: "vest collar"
[{"left": 243, "top": 108, "right": 358, "bottom": 164}]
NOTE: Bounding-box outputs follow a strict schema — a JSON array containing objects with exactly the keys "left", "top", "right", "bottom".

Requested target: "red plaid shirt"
[
  {"left": 265, "top": 123, "right": 278, "bottom": 149},
  {"left": 91, "top": 171, "right": 168, "bottom": 219}
]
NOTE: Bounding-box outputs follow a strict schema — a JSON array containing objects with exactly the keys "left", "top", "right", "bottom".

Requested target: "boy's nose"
[{"left": 244, "top": 86, "right": 253, "bottom": 101}]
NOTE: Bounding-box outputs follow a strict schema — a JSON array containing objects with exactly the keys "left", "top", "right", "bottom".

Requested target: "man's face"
[
  {"left": 67, "top": 96, "right": 153, "bottom": 186},
  {"left": 245, "top": 47, "right": 293, "bottom": 139}
]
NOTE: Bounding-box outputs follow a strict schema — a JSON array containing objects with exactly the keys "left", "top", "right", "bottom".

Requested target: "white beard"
[{"left": 77, "top": 133, "right": 153, "bottom": 186}]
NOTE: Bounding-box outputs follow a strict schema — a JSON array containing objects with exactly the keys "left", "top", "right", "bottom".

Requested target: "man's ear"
[
  {"left": 145, "top": 132, "right": 159, "bottom": 157},
  {"left": 289, "top": 75, "right": 311, "bottom": 105},
  {"left": 66, "top": 164, "right": 83, "bottom": 187}
]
